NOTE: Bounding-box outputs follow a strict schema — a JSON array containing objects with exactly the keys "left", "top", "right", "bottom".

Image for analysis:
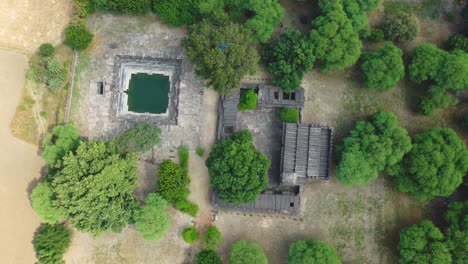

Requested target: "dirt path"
[{"left": 0, "top": 49, "right": 45, "bottom": 264}]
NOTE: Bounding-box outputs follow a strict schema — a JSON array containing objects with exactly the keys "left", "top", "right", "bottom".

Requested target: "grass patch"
[
  {"left": 10, "top": 85, "right": 39, "bottom": 145},
  {"left": 196, "top": 147, "right": 205, "bottom": 157},
  {"left": 69, "top": 51, "right": 90, "bottom": 123},
  {"left": 383, "top": 1, "right": 413, "bottom": 14}
]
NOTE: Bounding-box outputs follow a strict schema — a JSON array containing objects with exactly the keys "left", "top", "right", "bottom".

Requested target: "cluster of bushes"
[
  {"left": 27, "top": 44, "right": 68, "bottom": 92},
  {"left": 194, "top": 226, "right": 223, "bottom": 264},
  {"left": 336, "top": 111, "right": 468, "bottom": 201},
  {"left": 398, "top": 201, "right": 467, "bottom": 264},
  {"left": 238, "top": 89, "right": 258, "bottom": 110}
]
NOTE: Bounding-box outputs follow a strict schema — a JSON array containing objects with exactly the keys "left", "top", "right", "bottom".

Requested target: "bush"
[
  {"left": 111, "top": 0, "right": 151, "bottom": 15},
  {"left": 238, "top": 89, "right": 258, "bottom": 110},
  {"left": 448, "top": 34, "right": 468, "bottom": 53},
  {"left": 382, "top": 11, "right": 418, "bottom": 41},
  {"left": 65, "top": 24, "right": 93, "bottom": 50},
  {"left": 38, "top": 43, "right": 55, "bottom": 57},
  {"left": 182, "top": 226, "right": 199, "bottom": 243},
  {"left": 279, "top": 108, "right": 299, "bottom": 123},
  {"left": 229, "top": 240, "right": 267, "bottom": 264},
  {"left": 34, "top": 223, "right": 71, "bottom": 264},
  {"left": 178, "top": 146, "right": 189, "bottom": 177},
  {"left": 288, "top": 238, "right": 341, "bottom": 264},
  {"left": 196, "top": 147, "right": 205, "bottom": 157},
  {"left": 206, "top": 130, "right": 270, "bottom": 204},
  {"left": 156, "top": 160, "right": 190, "bottom": 202},
  {"left": 368, "top": 28, "right": 385, "bottom": 41},
  {"left": 30, "top": 183, "right": 64, "bottom": 224},
  {"left": 152, "top": 0, "right": 196, "bottom": 26},
  {"left": 133, "top": 193, "right": 169, "bottom": 240},
  {"left": 195, "top": 250, "right": 222, "bottom": 264},
  {"left": 203, "top": 226, "right": 222, "bottom": 250},
  {"left": 115, "top": 122, "right": 161, "bottom": 153},
  {"left": 360, "top": 42, "right": 405, "bottom": 90},
  {"left": 174, "top": 199, "right": 199, "bottom": 217}
]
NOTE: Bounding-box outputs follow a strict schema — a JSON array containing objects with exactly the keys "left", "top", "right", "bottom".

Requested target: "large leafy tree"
[
  {"left": 398, "top": 220, "right": 452, "bottom": 264},
  {"left": 229, "top": 240, "right": 268, "bottom": 264},
  {"left": 52, "top": 141, "right": 139, "bottom": 234},
  {"left": 382, "top": 11, "right": 419, "bottom": 41},
  {"left": 42, "top": 124, "right": 80, "bottom": 169},
  {"left": 445, "top": 202, "right": 468, "bottom": 264},
  {"left": 30, "top": 183, "right": 64, "bottom": 224},
  {"left": 389, "top": 129, "right": 468, "bottom": 200},
  {"left": 288, "top": 238, "right": 341, "bottom": 264},
  {"left": 262, "top": 29, "right": 315, "bottom": 92},
  {"left": 360, "top": 42, "right": 405, "bottom": 90},
  {"left": 133, "top": 193, "right": 170, "bottom": 240},
  {"left": 336, "top": 111, "right": 411, "bottom": 186},
  {"left": 310, "top": 0, "right": 362, "bottom": 71},
  {"left": 114, "top": 122, "right": 161, "bottom": 153},
  {"left": 33, "top": 223, "right": 71, "bottom": 264},
  {"left": 206, "top": 130, "right": 270, "bottom": 204},
  {"left": 184, "top": 19, "right": 259, "bottom": 94}
]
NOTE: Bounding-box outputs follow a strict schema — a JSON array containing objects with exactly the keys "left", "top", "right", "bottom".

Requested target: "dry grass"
[{"left": 10, "top": 84, "right": 40, "bottom": 145}]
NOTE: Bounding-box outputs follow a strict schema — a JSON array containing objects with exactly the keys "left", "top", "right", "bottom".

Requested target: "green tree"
[
  {"left": 30, "top": 183, "right": 64, "bottom": 224},
  {"left": 279, "top": 108, "right": 299, "bottom": 123},
  {"left": 389, "top": 129, "right": 468, "bottom": 200},
  {"left": 229, "top": 240, "right": 267, "bottom": 264},
  {"left": 182, "top": 226, "right": 199, "bottom": 243},
  {"left": 311, "top": 0, "right": 362, "bottom": 71},
  {"left": 38, "top": 43, "right": 55, "bottom": 57},
  {"left": 206, "top": 130, "right": 270, "bottom": 204},
  {"left": 238, "top": 89, "right": 258, "bottom": 110},
  {"left": 360, "top": 42, "right": 405, "bottom": 90},
  {"left": 288, "top": 238, "right": 341, "bottom": 264},
  {"left": 445, "top": 202, "right": 468, "bottom": 264},
  {"left": 262, "top": 29, "right": 315, "bottom": 92},
  {"left": 156, "top": 160, "right": 190, "bottom": 202},
  {"left": 196, "top": 250, "right": 222, "bottom": 264},
  {"left": 52, "top": 141, "right": 139, "bottom": 234},
  {"left": 336, "top": 111, "right": 411, "bottom": 186},
  {"left": 64, "top": 24, "right": 93, "bottom": 50},
  {"left": 398, "top": 220, "right": 452, "bottom": 264},
  {"left": 133, "top": 193, "right": 170, "bottom": 240},
  {"left": 382, "top": 11, "right": 418, "bottom": 41},
  {"left": 184, "top": 19, "right": 259, "bottom": 94},
  {"left": 152, "top": 0, "right": 196, "bottom": 26},
  {"left": 42, "top": 124, "right": 80, "bottom": 169},
  {"left": 203, "top": 226, "right": 222, "bottom": 250},
  {"left": 114, "top": 122, "right": 161, "bottom": 153},
  {"left": 34, "top": 223, "right": 71, "bottom": 264},
  {"left": 447, "top": 34, "right": 468, "bottom": 53}
]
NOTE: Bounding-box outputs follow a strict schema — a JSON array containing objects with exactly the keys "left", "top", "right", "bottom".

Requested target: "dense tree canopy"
[
  {"left": 336, "top": 111, "right": 411, "bottom": 186},
  {"left": 196, "top": 250, "right": 222, "bottom": 264},
  {"left": 42, "top": 124, "right": 80, "bottom": 169},
  {"left": 184, "top": 19, "right": 258, "bottom": 94},
  {"left": 64, "top": 24, "right": 93, "bottom": 50},
  {"left": 288, "top": 238, "right": 341, "bottom": 264},
  {"left": 30, "top": 183, "right": 64, "bottom": 224},
  {"left": 156, "top": 160, "right": 190, "bottom": 202},
  {"left": 360, "top": 42, "right": 405, "bottom": 90},
  {"left": 445, "top": 202, "right": 468, "bottom": 264},
  {"left": 229, "top": 240, "right": 268, "bottom": 264},
  {"left": 133, "top": 193, "right": 169, "bottom": 240},
  {"left": 398, "top": 220, "right": 452, "bottom": 264},
  {"left": 389, "top": 128, "right": 468, "bottom": 200},
  {"left": 311, "top": 0, "right": 362, "bottom": 71},
  {"left": 262, "top": 29, "right": 315, "bottom": 92},
  {"left": 382, "top": 11, "right": 418, "bottom": 41},
  {"left": 206, "top": 130, "right": 270, "bottom": 204},
  {"left": 34, "top": 223, "right": 71, "bottom": 264},
  {"left": 52, "top": 141, "right": 139, "bottom": 234},
  {"left": 114, "top": 122, "right": 161, "bottom": 153},
  {"left": 91, "top": 0, "right": 151, "bottom": 14}
]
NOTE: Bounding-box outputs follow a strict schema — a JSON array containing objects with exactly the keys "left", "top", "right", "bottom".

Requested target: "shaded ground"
[{"left": 0, "top": 49, "right": 44, "bottom": 264}]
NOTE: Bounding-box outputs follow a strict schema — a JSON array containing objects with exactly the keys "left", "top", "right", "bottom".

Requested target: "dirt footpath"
[
  {"left": 0, "top": 0, "right": 71, "bottom": 53},
  {"left": 0, "top": 49, "right": 44, "bottom": 264}
]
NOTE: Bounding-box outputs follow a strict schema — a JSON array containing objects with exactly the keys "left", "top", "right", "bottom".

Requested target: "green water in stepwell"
[{"left": 127, "top": 73, "right": 170, "bottom": 114}]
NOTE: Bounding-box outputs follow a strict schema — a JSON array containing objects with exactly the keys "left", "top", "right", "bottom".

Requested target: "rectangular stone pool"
[{"left": 126, "top": 73, "right": 170, "bottom": 114}]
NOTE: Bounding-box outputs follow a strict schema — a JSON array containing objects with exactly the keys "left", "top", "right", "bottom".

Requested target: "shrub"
[
  {"left": 368, "top": 28, "right": 384, "bottom": 41},
  {"left": 178, "top": 146, "right": 189, "bottom": 177},
  {"left": 115, "top": 122, "right": 161, "bottom": 153},
  {"left": 229, "top": 240, "right": 267, "bottom": 264},
  {"left": 203, "top": 226, "right": 222, "bottom": 250},
  {"left": 195, "top": 250, "right": 222, "bottom": 264},
  {"left": 360, "top": 42, "right": 405, "bottom": 90},
  {"left": 196, "top": 147, "right": 205, "bottom": 157},
  {"left": 174, "top": 199, "right": 199, "bottom": 217},
  {"left": 182, "top": 226, "right": 199, "bottom": 243},
  {"left": 206, "top": 130, "right": 270, "bottom": 204},
  {"left": 382, "top": 11, "right": 418, "bottom": 41},
  {"left": 448, "top": 34, "right": 468, "bottom": 53},
  {"left": 133, "top": 193, "right": 169, "bottom": 240},
  {"left": 262, "top": 29, "right": 315, "bottom": 92},
  {"left": 238, "top": 89, "right": 258, "bottom": 110},
  {"left": 152, "top": 0, "right": 196, "bottom": 26},
  {"left": 288, "top": 238, "right": 341, "bottom": 264},
  {"left": 279, "top": 108, "right": 299, "bottom": 123},
  {"left": 30, "top": 183, "right": 64, "bottom": 224},
  {"left": 34, "top": 223, "right": 71, "bottom": 264},
  {"left": 65, "top": 24, "right": 93, "bottom": 50},
  {"left": 38, "top": 43, "right": 55, "bottom": 57},
  {"left": 42, "top": 124, "right": 80, "bottom": 169},
  {"left": 156, "top": 160, "right": 190, "bottom": 202}
]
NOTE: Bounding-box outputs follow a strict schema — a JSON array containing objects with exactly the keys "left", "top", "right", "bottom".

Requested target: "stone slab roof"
[
  {"left": 281, "top": 123, "right": 333, "bottom": 185},
  {"left": 217, "top": 89, "right": 239, "bottom": 140},
  {"left": 256, "top": 84, "right": 305, "bottom": 108}
]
